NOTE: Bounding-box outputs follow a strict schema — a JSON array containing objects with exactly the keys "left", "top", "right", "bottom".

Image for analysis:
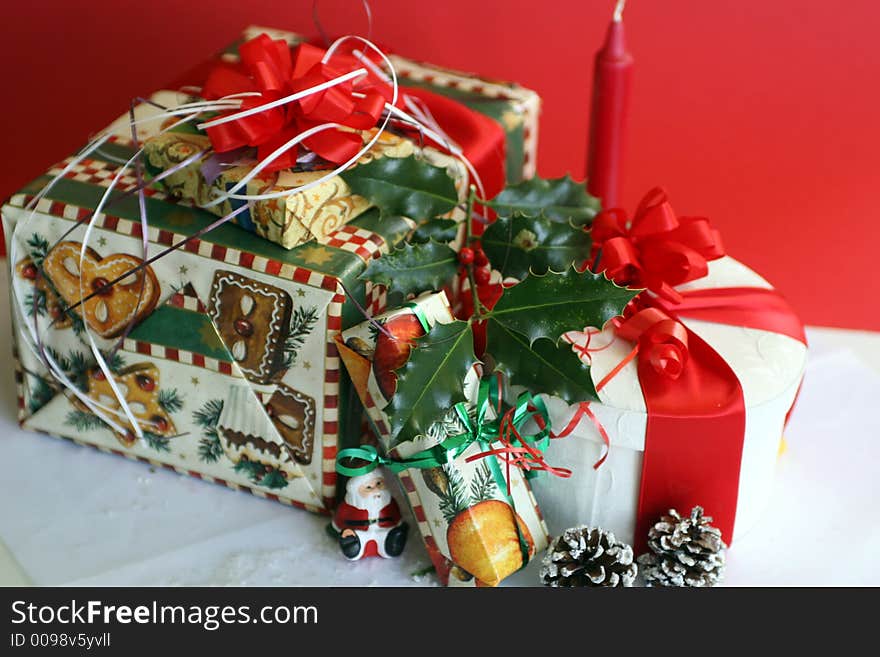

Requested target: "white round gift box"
[{"left": 528, "top": 256, "right": 808, "bottom": 547}]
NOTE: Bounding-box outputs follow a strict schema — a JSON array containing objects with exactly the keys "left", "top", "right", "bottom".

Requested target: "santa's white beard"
[{"left": 347, "top": 487, "right": 391, "bottom": 518}]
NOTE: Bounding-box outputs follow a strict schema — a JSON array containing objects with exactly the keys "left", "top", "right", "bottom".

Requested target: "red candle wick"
[{"left": 603, "top": 20, "right": 631, "bottom": 62}]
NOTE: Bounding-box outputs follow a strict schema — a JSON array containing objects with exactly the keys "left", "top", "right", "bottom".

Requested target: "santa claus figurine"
[{"left": 332, "top": 471, "right": 409, "bottom": 560}]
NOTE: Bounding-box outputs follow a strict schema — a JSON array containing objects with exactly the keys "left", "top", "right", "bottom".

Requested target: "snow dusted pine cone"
[
  {"left": 637, "top": 506, "right": 727, "bottom": 587},
  {"left": 540, "top": 525, "right": 637, "bottom": 587}
]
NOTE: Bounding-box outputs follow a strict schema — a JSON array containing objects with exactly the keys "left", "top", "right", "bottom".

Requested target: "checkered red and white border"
[
  {"left": 46, "top": 152, "right": 393, "bottom": 269},
  {"left": 11, "top": 355, "right": 327, "bottom": 515},
  {"left": 47, "top": 157, "right": 166, "bottom": 199},
  {"left": 323, "top": 224, "right": 387, "bottom": 263},
  {"left": 8, "top": 193, "right": 346, "bottom": 295},
  {"left": 362, "top": 389, "right": 390, "bottom": 438},
  {"left": 119, "top": 338, "right": 235, "bottom": 376},
  {"left": 364, "top": 282, "right": 387, "bottom": 318},
  {"left": 12, "top": 346, "right": 27, "bottom": 424},
  {"left": 8, "top": 191, "right": 347, "bottom": 510},
  {"left": 166, "top": 289, "right": 208, "bottom": 314},
  {"left": 397, "top": 470, "right": 447, "bottom": 578}
]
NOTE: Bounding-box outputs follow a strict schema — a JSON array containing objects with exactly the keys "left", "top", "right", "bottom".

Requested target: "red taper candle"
[{"left": 587, "top": 0, "right": 633, "bottom": 210}]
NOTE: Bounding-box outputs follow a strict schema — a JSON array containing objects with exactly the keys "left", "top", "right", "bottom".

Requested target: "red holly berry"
[
  {"left": 474, "top": 249, "right": 489, "bottom": 267},
  {"left": 458, "top": 247, "right": 475, "bottom": 265},
  {"left": 150, "top": 415, "right": 169, "bottom": 433},
  {"left": 135, "top": 374, "right": 155, "bottom": 392},
  {"left": 21, "top": 263, "right": 38, "bottom": 280},
  {"left": 92, "top": 369, "right": 106, "bottom": 381},
  {"left": 474, "top": 267, "right": 491, "bottom": 285},
  {"left": 91, "top": 277, "right": 113, "bottom": 297}
]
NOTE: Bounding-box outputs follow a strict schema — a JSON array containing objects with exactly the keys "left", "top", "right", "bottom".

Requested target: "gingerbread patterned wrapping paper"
[
  {"left": 2, "top": 103, "right": 425, "bottom": 515},
  {"left": 336, "top": 293, "right": 549, "bottom": 586}
]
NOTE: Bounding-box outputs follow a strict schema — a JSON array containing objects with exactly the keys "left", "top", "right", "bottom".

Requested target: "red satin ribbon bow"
[
  {"left": 592, "top": 187, "right": 725, "bottom": 303},
  {"left": 583, "top": 188, "right": 807, "bottom": 549},
  {"left": 616, "top": 306, "right": 689, "bottom": 379},
  {"left": 201, "top": 34, "right": 392, "bottom": 171}
]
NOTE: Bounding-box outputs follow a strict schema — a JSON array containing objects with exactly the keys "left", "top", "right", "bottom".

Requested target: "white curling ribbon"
[
  {"left": 9, "top": 296, "right": 130, "bottom": 435},
  {"left": 11, "top": 101, "right": 234, "bottom": 438},
  {"left": 201, "top": 121, "right": 358, "bottom": 205},
  {"left": 203, "top": 36, "right": 482, "bottom": 208},
  {"left": 196, "top": 67, "right": 368, "bottom": 131},
  {"left": 23, "top": 134, "right": 112, "bottom": 214},
  {"left": 79, "top": 155, "right": 147, "bottom": 438},
  {"left": 74, "top": 107, "right": 225, "bottom": 439},
  {"left": 14, "top": 32, "right": 485, "bottom": 446},
  {"left": 202, "top": 34, "right": 402, "bottom": 209},
  {"left": 10, "top": 135, "right": 126, "bottom": 430},
  {"left": 353, "top": 45, "right": 486, "bottom": 202},
  {"left": 385, "top": 102, "right": 486, "bottom": 202}
]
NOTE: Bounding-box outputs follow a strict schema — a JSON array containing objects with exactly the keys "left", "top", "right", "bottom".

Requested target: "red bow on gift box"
[
  {"left": 615, "top": 305, "right": 689, "bottom": 379},
  {"left": 196, "top": 33, "right": 509, "bottom": 200},
  {"left": 200, "top": 34, "right": 393, "bottom": 171},
  {"left": 578, "top": 188, "right": 807, "bottom": 550},
  {"left": 592, "top": 187, "right": 725, "bottom": 303}
]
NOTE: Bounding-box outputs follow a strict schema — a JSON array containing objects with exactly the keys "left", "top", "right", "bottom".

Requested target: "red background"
[{"left": 2, "top": 0, "right": 878, "bottom": 329}]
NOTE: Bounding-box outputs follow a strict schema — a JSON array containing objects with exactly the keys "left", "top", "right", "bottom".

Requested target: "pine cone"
[
  {"left": 540, "top": 526, "right": 637, "bottom": 587},
  {"left": 637, "top": 506, "right": 727, "bottom": 587}
]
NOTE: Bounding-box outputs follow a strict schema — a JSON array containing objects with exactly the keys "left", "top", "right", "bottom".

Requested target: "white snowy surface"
[{"left": 0, "top": 259, "right": 878, "bottom": 585}]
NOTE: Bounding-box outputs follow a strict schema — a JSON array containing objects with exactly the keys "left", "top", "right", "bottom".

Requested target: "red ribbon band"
[{"left": 589, "top": 189, "right": 806, "bottom": 549}]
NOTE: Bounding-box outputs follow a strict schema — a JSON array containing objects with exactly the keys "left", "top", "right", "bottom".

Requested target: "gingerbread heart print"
[{"left": 43, "top": 241, "right": 160, "bottom": 338}]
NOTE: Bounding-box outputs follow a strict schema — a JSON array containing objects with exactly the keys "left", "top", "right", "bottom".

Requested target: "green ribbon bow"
[
  {"left": 335, "top": 377, "right": 551, "bottom": 479},
  {"left": 335, "top": 375, "right": 554, "bottom": 576}
]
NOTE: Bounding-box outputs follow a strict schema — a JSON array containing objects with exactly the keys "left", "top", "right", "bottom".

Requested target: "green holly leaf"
[
  {"left": 488, "top": 321, "right": 598, "bottom": 403},
  {"left": 142, "top": 432, "right": 171, "bottom": 453},
  {"left": 359, "top": 241, "right": 458, "bottom": 298},
  {"left": 384, "top": 320, "right": 478, "bottom": 446},
  {"left": 340, "top": 155, "right": 459, "bottom": 220},
  {"left": 410, "top": 218, "right": 460, "bottom": 244},
  {"left": 481, "top": 214, "right": 592, "bottom": 280},
  {"left": 258, "top": 468, "right": 289, "bottom": 490},
  {"left": 485, "top": 268, "right": 639, "bottom": 346},
  {"left": 488, "top": 175, "right": 600, "bottom": 225}
]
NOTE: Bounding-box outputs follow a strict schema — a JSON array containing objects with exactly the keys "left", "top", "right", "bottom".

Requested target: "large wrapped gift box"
[
  {"left": 528, "top": 255, "right": 808, "bottom": 548},
  {"left": 143, "top": 26, "right": 540, "bottom": 249},
  {"left": 336, "top": 293, "right": 549, "bottom": 586},
  {"left": 3, "top": 27, "right": 543, "bottom": 516},
  {"left": 3, "top": 108, "right": 423, "bottom": 514}
]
